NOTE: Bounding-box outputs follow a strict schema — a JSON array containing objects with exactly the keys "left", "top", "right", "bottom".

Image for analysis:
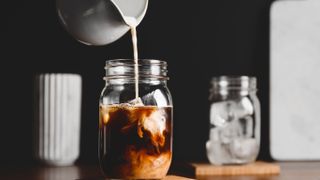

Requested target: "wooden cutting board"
[{"left": 182, "top": 161, "right": 280, "bottom": 176}]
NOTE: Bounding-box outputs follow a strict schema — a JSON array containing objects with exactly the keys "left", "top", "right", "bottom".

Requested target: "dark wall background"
[{"left": 1, "top": 0, "right": 273, "bottom": 165}]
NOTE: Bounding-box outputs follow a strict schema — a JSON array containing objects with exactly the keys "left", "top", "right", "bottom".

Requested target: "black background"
[{"left": 1, "top": 0, "right": 273, "bottom": 165}]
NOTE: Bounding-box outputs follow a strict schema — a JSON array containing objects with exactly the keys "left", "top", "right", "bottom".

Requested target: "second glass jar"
[
  {"left": 206, "top": 76, "right": 260, "bottom": 165},
  {"left": 99, "top": 59, "right": 173, "bottom": 179}
]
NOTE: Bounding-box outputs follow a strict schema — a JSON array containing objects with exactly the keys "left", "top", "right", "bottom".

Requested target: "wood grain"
[
  {"left": 164, "top": 175, "right": 195, "bottom": 180},
  {"left": 188, "top": 161, "right": 280, "bottom": 176}
]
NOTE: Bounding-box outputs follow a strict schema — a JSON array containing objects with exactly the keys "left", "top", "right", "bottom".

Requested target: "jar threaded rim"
[
  {"left": 211, "top": 76, "right": 257, "bottom": 91},
  {"left": 104, "top": 59, "right": 169, "bottom": 81}
]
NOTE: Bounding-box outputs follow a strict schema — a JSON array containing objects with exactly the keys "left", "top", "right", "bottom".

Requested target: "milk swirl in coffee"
[{"left": 99, "top": 105, "right": 172, "bottom": 179}]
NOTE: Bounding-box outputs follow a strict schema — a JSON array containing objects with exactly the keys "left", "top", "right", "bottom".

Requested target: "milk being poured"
[{"left": 124, "top": 17, "right": 139, "bottom": 99}]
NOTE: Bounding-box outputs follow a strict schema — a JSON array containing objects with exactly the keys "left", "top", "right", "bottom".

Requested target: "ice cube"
[
  {"left": 210, "top": 101, "right": 236, "bottom": 127},
  {"left": 206, "top": 139, "right": 232, "bottom": 165},
  {"left": 233, "top": 97, "right": 254, "bottom": 118},
  {"left": 127, "top": 97, "right": 144, "bottom": 106},
  {"left": 219, "top": 120, "right": 242, "bottom": 144},
  {"left": 141, "top": 89, "right": 168, "bottom": 106},
  {"left": 210, "top": 98, "right": 254, "bottom": 127},
  {"left": 230, "top": 138, "right": 258, "bottom": 159}
]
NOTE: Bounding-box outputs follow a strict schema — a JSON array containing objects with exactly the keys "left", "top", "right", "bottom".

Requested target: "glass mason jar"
[
  {"left": 99, "top": 59, "right": 173, "bottom": 179},
  {"left": 206, "top": 76, "right": 260, "bottom": 165}
]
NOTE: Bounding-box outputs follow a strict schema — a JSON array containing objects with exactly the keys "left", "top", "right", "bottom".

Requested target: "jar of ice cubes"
[
  {"left": 206, "top": 76, "right": 260, "bottom": 165},
  {"left": 99, "top": 59, "right": 173, "bottom": 179}
]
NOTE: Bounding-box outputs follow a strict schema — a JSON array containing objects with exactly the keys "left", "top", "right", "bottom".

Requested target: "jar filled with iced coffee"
[
  {"left": 207, "top": 76, "right": 260, "bottom": 165},
  {"left": 99, "top": 59, "right": 173, "bottom": 179}
]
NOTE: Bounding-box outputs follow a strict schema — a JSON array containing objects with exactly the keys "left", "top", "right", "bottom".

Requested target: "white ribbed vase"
[{"left": 34, "top": 74, "right": 82, "bottom": 166}]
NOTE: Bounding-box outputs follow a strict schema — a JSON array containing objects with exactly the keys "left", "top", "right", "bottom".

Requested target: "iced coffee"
[{"left": 99, "top": 104, "right": 172, "bottom": 179}]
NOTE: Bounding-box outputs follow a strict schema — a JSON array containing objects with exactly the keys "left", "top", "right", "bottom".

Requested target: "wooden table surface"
[{"left": 0, "top": 162, "right": 319, "bottom": 180}]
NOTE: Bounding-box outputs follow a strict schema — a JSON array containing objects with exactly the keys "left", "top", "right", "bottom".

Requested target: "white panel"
[{"left": 270, "top": 0, "right": 320, "bottom": 160}]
